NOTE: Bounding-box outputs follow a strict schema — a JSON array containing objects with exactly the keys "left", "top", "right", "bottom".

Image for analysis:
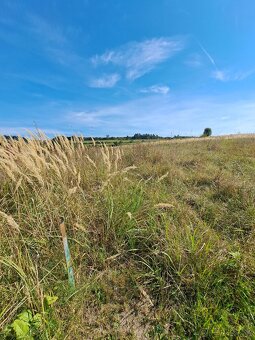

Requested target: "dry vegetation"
[{"left": 0, "top": 134, "right": 255, "bottom": 339}]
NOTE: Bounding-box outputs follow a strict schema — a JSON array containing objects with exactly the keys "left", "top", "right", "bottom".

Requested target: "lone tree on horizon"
[{"left": 203, "top": 128, "right": 212, "bottom": 137}]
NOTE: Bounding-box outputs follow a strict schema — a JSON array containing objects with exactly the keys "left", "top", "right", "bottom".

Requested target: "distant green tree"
[
  {"left": 132, "top": 133, "right": 161, "bottom": 140},
  {"left": 203, "top": 128, "right": 212, "bottom": 137}
]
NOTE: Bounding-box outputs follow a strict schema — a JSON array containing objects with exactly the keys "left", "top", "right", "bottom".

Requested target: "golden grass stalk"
[
  {"left": 154, "top": 203, "right": 174, "bottom": 210},
  {"left": 0, "top": 211, "right": 20, "bottom": 232}
]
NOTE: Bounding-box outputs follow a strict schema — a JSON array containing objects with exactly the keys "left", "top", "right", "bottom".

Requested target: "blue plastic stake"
[{"left": 60, "top": 219, "right": 75, "bottom": 288}]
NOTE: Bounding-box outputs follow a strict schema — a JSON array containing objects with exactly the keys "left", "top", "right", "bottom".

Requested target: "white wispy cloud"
[
  {"left": 140, "top": 85, "right": 170, "bottom": 94},
  {"left": 89, "top": 73, "right": 120, "bottom": 88},
  {"left": 185, "top": 53, "right": 203, "bottom": 68},
  {"left": 91, "top": 37, "right": 185, "bottom": 80},
  {"left": 212, "top": 70, "right": 227, "bottom": 81},
  {"left": 27, "top": 13, "right": 67, "bottom": 45},
  {"left": 0, "top": 11, "right": 86, "bottom": 69},
  {"left": 26, "top": 14, "right": 87, "bottom": 68},
  {"left": 212, "top": 69, "right": 254, "bottom": 82},
  {"left": 66, "top": 95, "right": 255, "bottom": 136}
]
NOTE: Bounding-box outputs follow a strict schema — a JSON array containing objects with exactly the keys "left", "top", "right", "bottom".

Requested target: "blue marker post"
[{"left": 60, "top": 218, "right": 75, "bottom": 289}]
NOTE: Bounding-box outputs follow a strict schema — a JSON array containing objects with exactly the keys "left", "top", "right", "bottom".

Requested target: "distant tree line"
[
  {"left": 55, "top": 133, "right": 194, "bottom": 142},
  {"left": 131, "top": 133, "right": 161, "bottom": 139},
  {"left": 3, "top": 136, "right": 28, "bottom": 142},
  {"left": 2, "top": 129, "right": 212, "bottom": 142}
]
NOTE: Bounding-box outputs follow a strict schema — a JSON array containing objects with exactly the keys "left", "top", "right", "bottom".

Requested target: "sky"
[{"left": 0, "top": 0, "right": 255, "bottom": 137}]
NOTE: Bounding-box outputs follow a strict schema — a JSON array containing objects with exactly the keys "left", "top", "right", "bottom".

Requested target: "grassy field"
[
  {"left": 0, "top": 135, "right": 255, "bottom": 339},
  {"left": 83, "top": 139, "right": 162, "bottom": 146},
  {"left": 83, "top": 139, "right": 137, "bottom": 147}
]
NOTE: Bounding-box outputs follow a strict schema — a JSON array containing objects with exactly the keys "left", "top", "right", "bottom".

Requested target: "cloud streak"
[
  {"left": 27, "top": 13, "right": 67, "bottom": 45},
  {"left": 198, "top": 42, "right": 218, "bottom": 69},
  {"left": 89, "top": 73, "right": 121, "bottom": 88},
  {"left": 140, "top": 85, "right": 170, "bottom": 94},
  {"left": 212, "top": 69, "right": 255, "bottom": 82},
  {"left": 91, "top": 37, "right": 185, "bottom": 80},
  {"left": 196, "top": 40, "right": 254, "bottom": 83}
]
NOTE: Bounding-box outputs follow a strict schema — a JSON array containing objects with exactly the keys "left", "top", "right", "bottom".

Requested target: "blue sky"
[{"left": 1, "top": 0, "right": 255, "bottom": 136}]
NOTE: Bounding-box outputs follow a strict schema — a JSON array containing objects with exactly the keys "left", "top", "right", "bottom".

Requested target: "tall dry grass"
[{"left": 0, "top": 133, "right": 255, "bottom": 338}]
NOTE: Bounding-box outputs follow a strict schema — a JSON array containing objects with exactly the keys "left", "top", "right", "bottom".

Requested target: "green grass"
[
  {"left": 0, "top": 136, "right": 255, "bottom": 338},
  {"left": 83, "top": 138, "right": 161, "bottom": 146}
]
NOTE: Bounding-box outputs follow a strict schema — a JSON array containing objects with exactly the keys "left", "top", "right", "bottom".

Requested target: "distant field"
[
  {"left": 83, "top": 138, "right": 136, "bottom": 146},
  {"left": 83, "top": 138, "right": 162, "bottom": 146},
  {"left": 0, "top": 135, "right": 255, "bottom": 338}
]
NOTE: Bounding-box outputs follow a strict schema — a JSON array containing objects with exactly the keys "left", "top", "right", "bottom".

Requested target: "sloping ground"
[{"left": 0, "top": 136, "right": 255, "bottom": 339}]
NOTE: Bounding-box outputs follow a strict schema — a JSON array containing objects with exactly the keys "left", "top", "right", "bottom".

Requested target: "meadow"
[{"left": 0, "top": 134, "right": 255, "bottom": 339}]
